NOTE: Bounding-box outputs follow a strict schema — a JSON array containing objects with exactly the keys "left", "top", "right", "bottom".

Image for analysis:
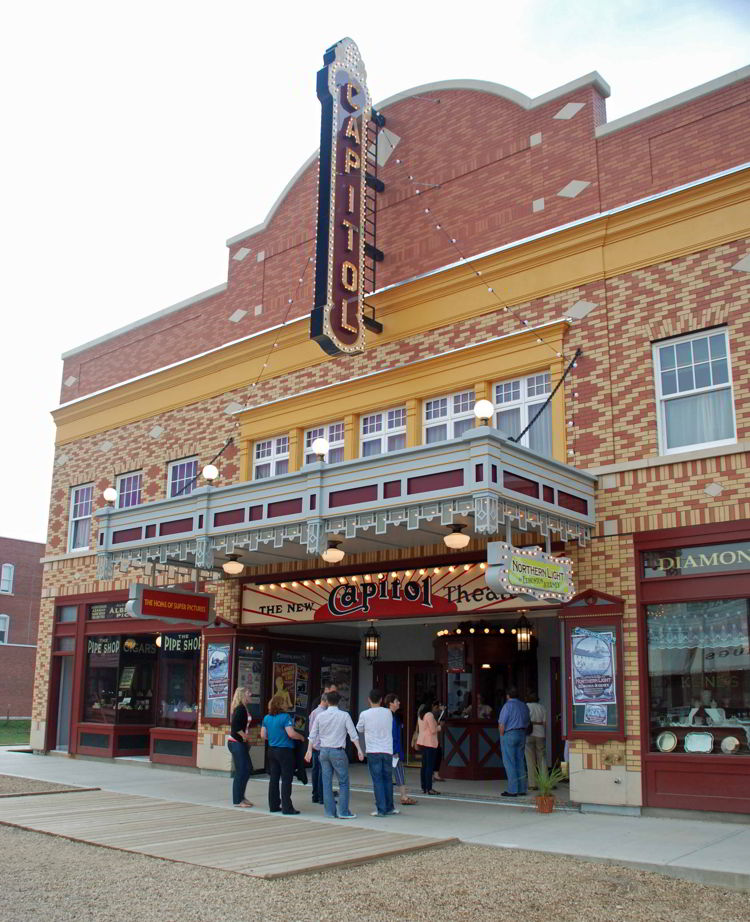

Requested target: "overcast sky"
[{"left": 1, "top": 0, "right": 748, "bottom": 544}]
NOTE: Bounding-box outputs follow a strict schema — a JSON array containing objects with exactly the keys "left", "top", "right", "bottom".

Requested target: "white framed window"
[
  {"left": 254, "top": 435, "right": 289, "bottom": 479},
  {"left": 423, "top": 389, "right": 476, "bottom": 444},
  {"left": 116, "top": 471, "right": 142, "bottom": 508},
  {"left": 492, "top": 371, "right": 552, "bottom": 457},
  {"left": 68, "top": 483, "right": 94, "bottom": 551},
  {"left": 360, "top": 407, "right": 407, "bottom": 457},
  {"left": 654, "top": 329, "right": 736, "bottom": 454},
  {"left": 0, "top": 614, "right": 8, "bottom": 644},
  {"left": 0, "top": 564, "right": 14, "bottom": 594},
  {"left": 305, "top": 421, "right": 345, "bottom": 464},
  {"left": 168, "top": 457, "right": 199, "bottom": 498}
]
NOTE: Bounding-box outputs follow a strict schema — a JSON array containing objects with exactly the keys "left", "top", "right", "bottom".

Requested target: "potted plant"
[{"left": 533, "top": 762, "right": 564, "bottom": 813}]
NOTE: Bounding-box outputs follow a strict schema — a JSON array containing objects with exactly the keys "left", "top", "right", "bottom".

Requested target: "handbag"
[{"left": 411, "top": 722, "right": 421, "bottom": 750}]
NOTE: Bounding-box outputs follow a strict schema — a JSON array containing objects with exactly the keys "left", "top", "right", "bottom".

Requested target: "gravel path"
[
  {"left": 0, "top": 773, "right": 87, "bottom": 796},
  {"left": 1, "top": 821, "right": 747, "bottom": 922}
]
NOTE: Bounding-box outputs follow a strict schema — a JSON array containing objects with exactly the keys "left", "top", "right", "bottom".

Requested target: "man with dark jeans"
[
  {"left": 357, "top": 689, "right": 398, "bottom": 817},
  {"left": 498, "top": 687, "right": 531, "bottom": 797}
]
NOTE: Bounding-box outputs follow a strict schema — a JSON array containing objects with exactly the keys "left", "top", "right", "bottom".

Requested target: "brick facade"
[
  {"left": 36, "top": 65, "right": 750, "bottom": 810},
  {"left": 0, "top": 537, "right": 44, "bottom": 718}
]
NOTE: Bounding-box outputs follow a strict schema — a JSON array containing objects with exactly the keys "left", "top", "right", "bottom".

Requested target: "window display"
[
  {"left": 647, "top": 598, "right": 750, "bottom": 755},
  {"left": 83, "top": 636, "right": 120, "bottom": 723},
  {"left": 116, "top": 636, "right": 158, "bottom": 724},
  {"left": 157, "top": 632, "right": 200, "bottom": 730}
]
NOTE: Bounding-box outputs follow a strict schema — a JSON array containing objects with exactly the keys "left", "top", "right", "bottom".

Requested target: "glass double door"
[{"left": 372, "top": 661, "right": 440, "bottom": 761}]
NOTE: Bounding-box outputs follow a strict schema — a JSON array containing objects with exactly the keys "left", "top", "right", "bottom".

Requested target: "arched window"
[{"left": 0, "top": 564, "right": 14, "bottom": 594}]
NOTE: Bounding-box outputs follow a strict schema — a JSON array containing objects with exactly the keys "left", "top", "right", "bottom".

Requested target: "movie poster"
[
  {"left": 204, "top": 642, "right": 230, "bottom": 718},
  {"left": 571, "top": 628, "right": 616, "bottom": 705}
]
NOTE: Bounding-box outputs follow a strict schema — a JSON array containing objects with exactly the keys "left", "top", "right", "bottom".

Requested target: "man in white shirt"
[
  {"left": 357, "top": 689, "right": 398, "bottom": 817},
  {"left": 305, "top": 691, "right": 363, "bottom": 818},
  {"left": 525, "top": 691, "right": 547, "bottom": 789},
  {"left": 308, "top": 685, "right": 336, "bottom": 804}
]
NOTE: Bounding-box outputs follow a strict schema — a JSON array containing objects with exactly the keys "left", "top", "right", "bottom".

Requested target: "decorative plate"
[
  {"left": 684, "top": 731, "right": 714, "bottom": 753},
  {"left": 721, "top": 736, "right": 740, "bottom": 754},
  {"left": 656, "top": 730, "right": 677, "bottom": 753}
]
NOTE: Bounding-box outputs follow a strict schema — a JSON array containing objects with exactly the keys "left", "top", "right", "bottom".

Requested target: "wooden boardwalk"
[{"left": 0, "top": 790, "right": 456, "bottom": 878}]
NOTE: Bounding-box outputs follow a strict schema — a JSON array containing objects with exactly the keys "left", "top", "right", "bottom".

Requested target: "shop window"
[
  {"left": 168, "top": 457, "right": 199, "bottom": 498},
  {"left": 653, "top": 329, "right": 736, "bottom": 454},
  {"left": 0, "top": 614, "right": 8, "bottom": 644},
  {"left": 116, "top": 471, "right": 142, "bottom": 508},
  {"left": 304, "top": 422, "right": 345, "bottom": 464},
  {"left": 157, "top": 632, "right": 200, "bottom": 730},
  {"left": 0, "top": 563, "right": 14, "bottom": 594},
  {"left": 254, "top": 435, "right": 289, "bottom": 479},
  {"left": 69, "top": 483, "right": 93, "bottom": 551},
  {"left": 360, "top": 407, "right": 406, "bottom": 457},
  {"left": 493, "top": 372, "right": 552, "bottom": 457},
  {"left": 117, "top": 636, "right": 158, "bottom": 725},
  {"left": 83, "top": 636, "right": 121, "bottom": 723},
  {"left": 647, "top": 599, "right": 750, "bottom": 755},
  {"left": 424, "top": 389, "right": 475, "bottom": 444}
]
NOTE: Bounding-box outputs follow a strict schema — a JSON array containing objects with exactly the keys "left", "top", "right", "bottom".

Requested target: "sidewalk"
[{"left": 1, "top": 749, "right": 748, "bottom": 890}]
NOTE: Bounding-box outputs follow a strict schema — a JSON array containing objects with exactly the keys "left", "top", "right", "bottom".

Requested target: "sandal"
[
  {"left": 426, "top": 789, "right": 441, "bottom": 795},
  {"left": 235, "top": 802, "right": 253, "bottom": 808},
  {"left": 400, "top": 797, "right": 418, "bottom": 805}
]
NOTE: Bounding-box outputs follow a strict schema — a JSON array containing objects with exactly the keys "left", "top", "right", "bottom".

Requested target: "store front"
[
  {"left": 637, "top": 521, "right": 750, "bottom": 815},
  {"left": 49, "top": 590, "right": 203, "bottom": 766}
]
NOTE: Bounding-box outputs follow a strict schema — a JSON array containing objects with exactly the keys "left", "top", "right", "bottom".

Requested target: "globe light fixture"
[
  {"left": 103, "top": 486, "right": 117, "bottom": 505},
  {"left": 321, "top": 540, "right": 345, "bottom": 563},
  {"left": 444, "top": 523, "right": 470, "bottom": 549},
  {"left": 363, "top": 623, "right": 381, "bottom": 664},
  {"left": 222, "top": 553, "right": 244, "bottom": 576},
  {"left": 311, "top": 436, "right": 329, "bottom": 461},
  {"left": 202, "top": 464, "right": 219, "bottom": 483},
  {"left": 473, "top": 399, "right": 494, "bottom": 425}
]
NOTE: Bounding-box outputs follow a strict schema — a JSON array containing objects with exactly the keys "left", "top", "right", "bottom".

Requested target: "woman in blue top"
[
  {"left": 384, "top": 693, "right": 417, "bottom": 805},
  {"left": 261, "top": 692, "right": 305, "bottom": 814}
]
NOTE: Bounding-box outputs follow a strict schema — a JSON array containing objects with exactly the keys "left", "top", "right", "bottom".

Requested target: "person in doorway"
[
  {"left": 261, "top": 692, "right": 305, "bottom": 815},
  {"left": 384, "top": 693, "right": 417, "bottom": 805},
  {"left": 308, "top": 691, "right": 329, "bottom": 804},
  {"left": 227, "top": 687, "right": 253, "bottom": 808},
  {"left": 416, "top": 700, "right": 441, "bottom": 795},
  {"left": 357, "top": 689, "right": 399, "bottom": 817},
  {"left": 498, "top": 687, "right": 531, "bottom": 797},
  {"left": 305, "top": 690, "right": 364, "bottom": 819},
  {"left": 525, "top": 691, "right": 547, "bottom": 789}
]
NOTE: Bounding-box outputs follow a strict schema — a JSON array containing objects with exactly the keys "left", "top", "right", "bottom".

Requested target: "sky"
[{"left": 1, "top": 0, "right": 748, "bottom": 544}]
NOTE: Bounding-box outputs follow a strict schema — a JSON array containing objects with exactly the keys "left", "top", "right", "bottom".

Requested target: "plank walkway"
[{"left": 0, "top": 790, "right": 456, "bottom": 878}]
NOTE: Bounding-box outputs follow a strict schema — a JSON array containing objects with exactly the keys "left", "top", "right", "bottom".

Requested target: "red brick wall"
[
  {"left": 60, "top": 74, "right": 750, "bottom": 401},
  {"left": 0, "top": 537, "right": 44, "bottom": 717}
]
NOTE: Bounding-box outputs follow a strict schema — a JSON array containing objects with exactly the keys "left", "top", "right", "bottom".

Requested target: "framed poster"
[
  {"left": 237, "top": 644, "right": 265, "bottom": 724},
  {"left": 563, "top": 618, "right": 624, "bottom": 740},
  {"left": 204, "top": 642, "right": 231, "bottom": 720},
  {"left": 273, "top": 650, "right": 311, "bottom": 733},
  {"left": 446, "top": 642, "right": 465, "bottom": 673},
  {"left": 320, "top": 656, "right": 354, "bottom": 713}
]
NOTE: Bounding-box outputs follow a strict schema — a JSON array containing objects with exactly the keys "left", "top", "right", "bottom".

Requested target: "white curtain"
[{"left": 665, "top": 389, "right": 733, "bottom": 450}]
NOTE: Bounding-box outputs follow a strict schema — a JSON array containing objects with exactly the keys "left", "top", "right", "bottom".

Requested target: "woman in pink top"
[{"left": 416, "top": 700, "right": 441, "bottom": 795}]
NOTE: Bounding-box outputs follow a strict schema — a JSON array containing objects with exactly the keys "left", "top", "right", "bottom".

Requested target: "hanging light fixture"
[
  {"left": 514, "top": 613, "right": 533, "bottom": 652},
  {"left": 321, "top": 540, "right": 345, "bottom": 563},
  {"left": 443, "top": 523, "right": 470, "bottom": 549},
  {"left": 363, "top": 623, "right": 381, "bottom": 664},
  {"left": 222, "top": 553, "right": 244, "bottom": 576}
]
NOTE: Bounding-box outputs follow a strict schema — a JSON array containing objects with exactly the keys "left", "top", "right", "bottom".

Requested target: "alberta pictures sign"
[{"left": 310, "top": 37, "right": 371, "bottom": 356}]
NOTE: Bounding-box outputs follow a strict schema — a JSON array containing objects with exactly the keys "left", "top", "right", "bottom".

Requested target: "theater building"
[{"left": 33, "top": 48, "right": 750, "bottom": 815}]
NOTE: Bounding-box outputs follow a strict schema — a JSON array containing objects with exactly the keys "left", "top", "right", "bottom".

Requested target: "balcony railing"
[{"left": 95, "top": 426, "right": 595, "bottom": 578}]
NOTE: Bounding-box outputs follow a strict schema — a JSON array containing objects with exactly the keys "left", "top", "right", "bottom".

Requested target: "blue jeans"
[
  {"left": 501, "top": 728, "right": 528, "bottom": 794},
  {"left": 311, "top": 749, "right": 323, "bottom": 802},
  {"left": 227, "top": 740, "right": 252, "bottom": 805},
  {"left": 320, "top": 747, "right": 351, "bottom": 817},
  {"left": 367, "top": 752, "right": 394, "bottom": 814}
]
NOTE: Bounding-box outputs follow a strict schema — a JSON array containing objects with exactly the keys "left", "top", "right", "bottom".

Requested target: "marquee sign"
[
  {"left": 242, "top": 563, "right": 522, "bottom": 627},
  {"left": 486, "top": 542, "right": 574, "bottom": 602},
  {"left": 126, "top": 584, "right": 214, "bottom": 625},
  {"left": 310, "top": 37, "right": 371, "bottom": 356}
]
